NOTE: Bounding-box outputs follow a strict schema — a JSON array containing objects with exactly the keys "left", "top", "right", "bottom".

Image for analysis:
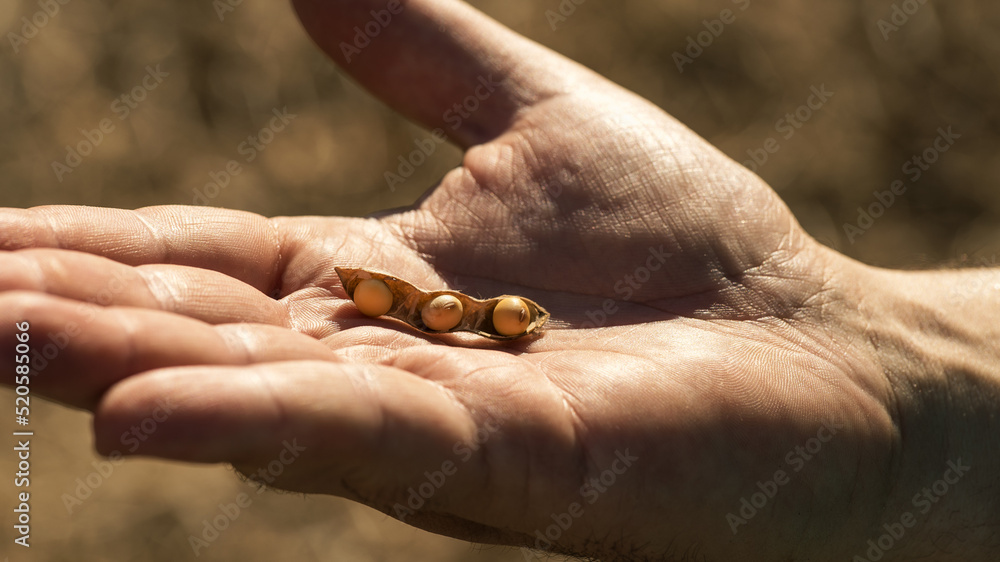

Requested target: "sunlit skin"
[{"left": 0, "top": 1, "right": 998, "bottom": 561}]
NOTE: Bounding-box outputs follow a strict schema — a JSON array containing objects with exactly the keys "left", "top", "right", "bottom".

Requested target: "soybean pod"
[{"left": 335, "top": 267, "right": 550, "bottom": 340}]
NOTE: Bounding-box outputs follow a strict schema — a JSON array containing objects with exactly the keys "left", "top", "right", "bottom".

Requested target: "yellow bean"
[
  {"left": 493, "top": 297, "right": 530, "bottom": 336},
  {"left": 422, "top": 294, "right": 464, "bottom": 331},
  {"left": 353, "top": 279, "right": 394, "bottom": 317}
]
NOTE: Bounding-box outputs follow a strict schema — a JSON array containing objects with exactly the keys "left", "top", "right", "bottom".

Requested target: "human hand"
[{"left": 3, "top": 1, "right": 999, "bottom": 560}]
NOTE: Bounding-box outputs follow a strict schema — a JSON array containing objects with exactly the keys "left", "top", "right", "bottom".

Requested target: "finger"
[
  {"left": 291, "top": 0, "right": 601, "bottom": 147},
  {"left": 93, "top": 361, "right": 462, "bottom": 462},
  {"left": 91, "top": 361, "right": 486, "bottom": 520},
  {"left": 0, "top": 205, "right": 283, "bottom": 293},
  {"left": 0, "top": 249, "right": 289, "bottom": 326},
  {"left": 0, "top": 292, "right": 336, "bottom": 410}
]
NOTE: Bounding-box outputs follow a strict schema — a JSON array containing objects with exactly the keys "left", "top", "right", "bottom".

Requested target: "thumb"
[{"left": 291, "top": 0, "right": 596, "bottom": 147}]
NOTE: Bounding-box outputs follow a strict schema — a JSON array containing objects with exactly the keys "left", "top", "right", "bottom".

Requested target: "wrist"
[{"left": 852, "top": 260, "right": 1000, "bottom": 559}]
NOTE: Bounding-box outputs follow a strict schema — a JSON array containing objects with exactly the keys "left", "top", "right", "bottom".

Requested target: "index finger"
[{"left": 0, "top": 205, "right": 283, "bottom": 293}]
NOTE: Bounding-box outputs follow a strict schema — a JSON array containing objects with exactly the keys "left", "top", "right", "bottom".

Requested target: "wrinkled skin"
[{"left": 5, "top": 1, "right": 995, "bottom": 561}]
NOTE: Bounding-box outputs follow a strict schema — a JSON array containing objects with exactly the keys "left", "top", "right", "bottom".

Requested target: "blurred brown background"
[{"left": 0, "top": 0, "right": 997, "bottom": 560}]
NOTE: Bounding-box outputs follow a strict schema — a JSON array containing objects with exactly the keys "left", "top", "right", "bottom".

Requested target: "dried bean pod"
[{"left": 335, "top": 267, "right": 549, "bottom": 340}]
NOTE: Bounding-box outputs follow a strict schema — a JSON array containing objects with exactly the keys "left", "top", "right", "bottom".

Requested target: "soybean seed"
[
  {"left": 493, "top": 297, "right": 530, "bottom": 336},
  {"left": 353, "top": 279, "right": 394, "bottom": 317},
  {"left": 422, "top": 294, "right": 464, "bottom": 331}
]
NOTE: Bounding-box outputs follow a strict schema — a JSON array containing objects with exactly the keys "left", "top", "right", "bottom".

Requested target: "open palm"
[{"left": 0, "top": 1, "right": 903, "bottom": 560}]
